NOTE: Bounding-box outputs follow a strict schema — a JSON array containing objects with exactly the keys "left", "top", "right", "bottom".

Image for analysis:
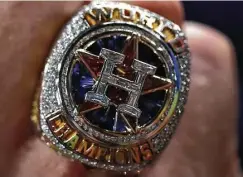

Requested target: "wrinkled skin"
[{"left": 0, "top": 1, "right": 240, "bottom": 177}]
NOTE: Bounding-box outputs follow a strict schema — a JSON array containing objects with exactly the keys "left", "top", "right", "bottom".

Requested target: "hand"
[{"left": 0, "top": 2, "right": 239, "bottom": 177}]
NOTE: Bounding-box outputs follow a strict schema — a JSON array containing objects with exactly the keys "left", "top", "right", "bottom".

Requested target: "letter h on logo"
[{"left": 85, "top": 48, "right": 157, "bottom": 118}]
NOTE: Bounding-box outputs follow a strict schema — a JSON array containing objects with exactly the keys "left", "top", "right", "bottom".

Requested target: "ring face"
[{"left": 35, "top": 2, "right": 190, "bottom": 172}]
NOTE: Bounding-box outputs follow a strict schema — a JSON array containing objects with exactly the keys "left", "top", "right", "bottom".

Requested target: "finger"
[
  {"left": 0, "top": 2, "right": 87, "bottom": 176},
  {"left": 129, "top": 1, "right": 184, "bottom": 26},
  {"left": 141, "top": 22, "right": 238, "bottom": 177}
]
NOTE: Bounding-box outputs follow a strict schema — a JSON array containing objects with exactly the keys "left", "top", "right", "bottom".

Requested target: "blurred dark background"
[{"left": 183, "top": 1, "right": 243, "bottom": 168}]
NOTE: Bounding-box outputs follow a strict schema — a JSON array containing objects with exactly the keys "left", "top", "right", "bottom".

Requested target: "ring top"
[{"left": 36, "top": 1, "right": 190, "bottom": 173}]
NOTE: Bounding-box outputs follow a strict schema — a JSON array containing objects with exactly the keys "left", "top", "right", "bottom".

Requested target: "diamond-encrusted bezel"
[{"left": 38, "top": 2, "right": 190, "bottom": 172}]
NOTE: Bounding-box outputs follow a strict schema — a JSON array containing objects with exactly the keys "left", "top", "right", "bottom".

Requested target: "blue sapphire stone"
[
  {"left": 71, "top": 62, "right": 94, "bottom": 104},
  {"left": 88, "top": 35, "right": 126, "bottom": 55},
  {"left": 138, "top": 91, "right": 165, "bottom": 126}
]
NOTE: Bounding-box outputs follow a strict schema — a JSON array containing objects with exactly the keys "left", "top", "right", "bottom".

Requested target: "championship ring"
[{"left": 32, "top": 1, "right": 190, "bottom": 173}]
